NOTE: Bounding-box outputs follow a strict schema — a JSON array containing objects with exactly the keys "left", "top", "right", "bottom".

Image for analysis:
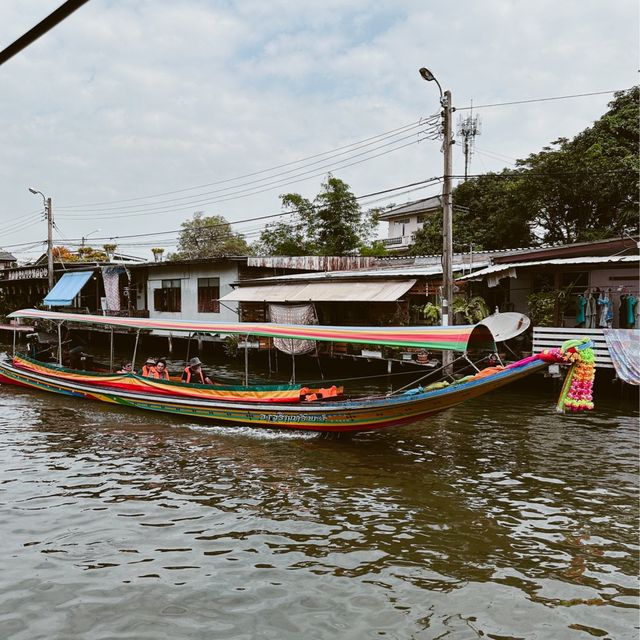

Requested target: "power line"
[
  {"left": 56, "top": 119, "right": 434, "bottom": 210},
  {"left": 47, "top": 177, "right": 443, "bottom": 244},
  {"left": 0, "top": 213, "right": 42, "bottom": 235},
  {"left": 56, "top": 128, "right": 437, "bottom": 217},
  {"left": 454, "top": 168, "right": 636, "bottom": 179},
  {"left": 69, "top": 183, "right": 443, "bottom": 250},
  {"left": 456, "top": 89, "right": 625, "bottom": 111}
]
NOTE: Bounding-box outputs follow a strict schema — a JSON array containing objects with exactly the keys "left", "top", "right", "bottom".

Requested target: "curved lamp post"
[
  {"left": 28, "top": 187, "right": 54, "bottom": 290},
  {"left": 419, "top": 67, "right": 454, "bottom": 372},
  {"left": 81, "top": 228, "right": 101, "bottom": 247},
  {"left": 418, "top": 67, "right": 454, "bottom": 329}
]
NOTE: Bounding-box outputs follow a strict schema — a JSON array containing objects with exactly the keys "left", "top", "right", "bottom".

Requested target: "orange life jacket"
[
  {"left": 149, "top": 368, "right": 169, "bottom": 380},
  {"left": 183, "top": 366, "right": 205, "bottom": 384},
  {"left": 141, "top": 364, "right": 156, "bottom": 377}
]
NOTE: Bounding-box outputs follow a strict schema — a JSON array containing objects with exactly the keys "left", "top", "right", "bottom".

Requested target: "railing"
[
  {"left": 532, "top": 327, "right": 613, "bottom": 368},
  {"left": 101, "top": 309, "right": 149, "bottom": 318},
  {"left": 382, "top": 235, "right": 415, "bottom": 248}
]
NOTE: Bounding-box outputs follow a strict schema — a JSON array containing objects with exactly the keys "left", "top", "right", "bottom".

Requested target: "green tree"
[
  {"left": 411, "top": 87, "right": 639, "bottom": 253},
  {"left": 171, "top": 212, "right": 250, "bottom": 259},
  {"left": 411, "top": 169, "right": 533, "bottom": 255},
  {"left": 255, "top": 175, "right": 376, "bottom": 256},
  {"left": 517, "top": 87, "right": 639, "bottom": 242}
]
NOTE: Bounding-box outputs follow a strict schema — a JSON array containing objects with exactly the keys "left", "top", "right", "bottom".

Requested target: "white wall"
[
  {"left": 589, "top": 268, "right": 638, "bottom": 292},
  {"left": 147, "top": 263, "right": 240, "bottom": 323},
  {"left": 390, "top": 215, "right": 421, "bottom": 238}
]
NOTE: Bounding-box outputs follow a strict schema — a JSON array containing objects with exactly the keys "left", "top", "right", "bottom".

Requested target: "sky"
[{"left": 0, "top": 0, "right": 637, "bottom": 262}]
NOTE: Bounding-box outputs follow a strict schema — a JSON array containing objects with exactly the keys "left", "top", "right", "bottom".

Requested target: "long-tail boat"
[{"left": 0, "top": 309, "right": 594, "bottom": 433}]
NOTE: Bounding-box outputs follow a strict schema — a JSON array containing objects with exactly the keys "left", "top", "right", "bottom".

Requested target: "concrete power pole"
[
  {"left": 418, "top": 67, "right": 456, "bottom": 372},
  {"left": 441, "top": 90, "right": 455, "bottom": 370},
  {"left": 46, "top": 197, "right": 54, "bottom": 290}
]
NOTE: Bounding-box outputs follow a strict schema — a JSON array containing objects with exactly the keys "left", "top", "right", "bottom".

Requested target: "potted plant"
[
  {"left": 103, "top": 243, "right": 117, "bottom": 261},
  {"left": 452, "top": 296, "right": 490, "bottom": 324},
  {"left": 422, "top": 302, "right": 441, "bottom": 325},
  {"left": 527, "top": 288, "right": 570, "bottom": 326},
  {"left": 151, "top": 247, "right": 164, "bottom": 262}
]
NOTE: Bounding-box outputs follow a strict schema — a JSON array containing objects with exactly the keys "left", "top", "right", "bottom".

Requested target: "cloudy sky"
[{"left": 0, "top": 0, "right": 637, "bottom": 261}]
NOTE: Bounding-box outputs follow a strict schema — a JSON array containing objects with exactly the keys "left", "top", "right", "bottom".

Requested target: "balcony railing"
[{"left": 382, "top": 234, "right": 415, "bottom": 248}]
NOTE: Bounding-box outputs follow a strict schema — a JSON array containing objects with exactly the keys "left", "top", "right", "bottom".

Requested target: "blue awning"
[{"left": 43, "top": 271, "right": 93, "bottom": 306}]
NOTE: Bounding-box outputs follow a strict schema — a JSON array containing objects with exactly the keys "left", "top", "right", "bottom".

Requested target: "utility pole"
[
  {"left": 419, "top": 67, "right": 455, "bottom": 372},
  {"left": 46, "top": 197, "right": 54, "bottom": 290},
  {"left": 441, "top": 90, "right": 455, "bottom": 370},
  {"left": 29, "top": 187, "right": 54, "bottom": 291}
]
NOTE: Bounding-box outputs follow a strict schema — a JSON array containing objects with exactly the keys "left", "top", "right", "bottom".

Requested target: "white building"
[
  {"left": 378, "top": 196, "right": 442, "bottom": 252},
  {"left": 131, "top": 258, "right": 246, "bottom": 325}
]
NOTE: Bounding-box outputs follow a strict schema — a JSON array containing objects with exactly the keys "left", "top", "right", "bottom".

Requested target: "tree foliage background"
[
  {"left": 411, "top": 87, "right": 639, "bottom": 254},
  {"left": 170, "top": 212, "right": 250, "bottom": 259},
  {"left": 255, "top": 175, "right": 381, "bottom": 256}
]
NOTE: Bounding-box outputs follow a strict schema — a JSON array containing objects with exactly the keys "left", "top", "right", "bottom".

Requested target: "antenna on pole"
[{"left": 457, "top": 101, "right": 481, "bottom": 180}]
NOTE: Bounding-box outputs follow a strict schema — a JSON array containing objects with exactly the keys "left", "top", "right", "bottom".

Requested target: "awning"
[
  {"left": 457, "top": 255, "right": 639, "bottom": 281},
  {"left": 43, "top": 271, "right": 93, "bottom": 306},
  {"left": 220, "top": 279, "right": 417, "bottom": 302},
  {"left": 9, "top": 308, "right": 497, "bottom": 353}
]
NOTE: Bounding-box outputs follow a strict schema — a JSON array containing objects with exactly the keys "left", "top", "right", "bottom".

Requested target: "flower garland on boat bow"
[
  {"left": 541, "top": 338, "right": 596, "bottom": 413},
  {"left": 475, "top": 337, "right": 596, "bottom": 413}
]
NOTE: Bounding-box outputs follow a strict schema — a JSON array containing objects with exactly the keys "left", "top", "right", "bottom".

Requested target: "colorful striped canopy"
[{"left": 8, "top": 309, "right": 496, "bottom": 352}]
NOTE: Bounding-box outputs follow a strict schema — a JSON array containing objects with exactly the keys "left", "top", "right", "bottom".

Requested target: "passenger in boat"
[
  {"left": 141, "top": 357, "right": 157, "bottom": 377},
  {"left": 117, "top": 362, "right": 133, "bottom": 374},
  {"left": 181, "top": 357, "right": 212, "bottom": 384},
  {"left": 153, "top": 359, "right": 170, "bottom": 380}
]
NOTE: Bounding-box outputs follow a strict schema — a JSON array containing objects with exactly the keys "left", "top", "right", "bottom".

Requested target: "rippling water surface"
[{"left": 0, "top": 373, "right": 638, "bottom": 639}]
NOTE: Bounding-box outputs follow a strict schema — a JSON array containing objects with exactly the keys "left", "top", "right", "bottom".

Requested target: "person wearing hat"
[
  {"left": 141, "top": 357, "right": 157, "bottom": 377},
  {"left": 181, "top": 357, "right": 212, "bottom": 384}
]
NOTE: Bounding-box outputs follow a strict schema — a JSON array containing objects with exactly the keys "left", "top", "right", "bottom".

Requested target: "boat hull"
[{"left": 0, "top": 357, "right": 546, "bottom": 433}]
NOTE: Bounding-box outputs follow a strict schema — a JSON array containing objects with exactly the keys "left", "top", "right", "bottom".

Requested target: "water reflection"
[{"left": 0, "top": 380, "right": 638, "bottom": 639}]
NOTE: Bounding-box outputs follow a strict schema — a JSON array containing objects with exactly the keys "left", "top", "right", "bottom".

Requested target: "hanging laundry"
[
  {"left": 597, "top": 292, "right": 611, "bottom": 328},
  {"left": 575, "top": 294, "right": 587, "bottom": 327},
  {"left": 628, "top": 294, "right": 638, "bottom": 329},
  {"left": 586, "top": 293, "right": 597, "bottom": 329}
]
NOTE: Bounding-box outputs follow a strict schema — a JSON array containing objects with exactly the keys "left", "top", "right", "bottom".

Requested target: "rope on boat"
[{"left": 286, "top": 354, "right": 494, "bottom": 388}]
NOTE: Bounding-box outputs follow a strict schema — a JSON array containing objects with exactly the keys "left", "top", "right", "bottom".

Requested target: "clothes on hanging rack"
[
  {"left": 575, "top": 294, "right": 587, "bottom": 327},
  {"left": 619, "top": 293, "right": 638, "bottom": 328},
  {"left": 585, "top": 292, "right": 597, "bottom": 329}
]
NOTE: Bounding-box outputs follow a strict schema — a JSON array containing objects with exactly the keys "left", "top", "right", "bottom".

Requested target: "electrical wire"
[
  {"left": 50, "top": 177, "right": 442, "bottom": 244},
  {"left": 56, "top": 130, "right": 437, "bottom": 218},
  {"left": 56, "top": 119, "right": 436, "bottom": 210},
  {"left": 455, "top": 89, "right": 626, "bottom": 111},
  {"left": 0, "top": 213, "right": 43, "bottom": 235}
]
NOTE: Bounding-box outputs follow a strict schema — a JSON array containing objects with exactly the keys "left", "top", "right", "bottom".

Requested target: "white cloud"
[{"left": 0, "top": 0, "right": 636, "bottom": 260}]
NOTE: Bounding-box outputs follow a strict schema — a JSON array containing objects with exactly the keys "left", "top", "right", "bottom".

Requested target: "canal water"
[{"left": 0, "top": 352, "right": 638, "bottom": 639}]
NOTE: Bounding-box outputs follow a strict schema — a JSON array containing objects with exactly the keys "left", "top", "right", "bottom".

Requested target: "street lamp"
[
  {"left": 419, "top": 66, "right": 454, "bottom": 369},
  {"left": 28, "top": 186, "right": 54, "bottom": 290},
  {"left": 81, "top": 228, "right": 101, "bottom": 247}
]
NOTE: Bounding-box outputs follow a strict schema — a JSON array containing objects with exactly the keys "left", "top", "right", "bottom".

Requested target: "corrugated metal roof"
[
  {"left": 247, "top": 256, "right": 377, "bottom": 271},
  {"left": 377, "top": 196, "right": 442, "bottom": 220},
  {"left": 220, "top": 279, "right": 417, "bottom": 302},
  {"left": 458, "top": 255, "right": 639, "bottom": 280},
  {"left": 241, "top": 261, "right": 490, "bottom": 283}
]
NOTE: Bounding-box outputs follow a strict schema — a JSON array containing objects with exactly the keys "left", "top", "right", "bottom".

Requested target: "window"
[
  {"left": 198, "top": 277, "right": 220, "bottom": 313},
  {"left": 153, "top": 279, "right": 181, "bottom": 312}
]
